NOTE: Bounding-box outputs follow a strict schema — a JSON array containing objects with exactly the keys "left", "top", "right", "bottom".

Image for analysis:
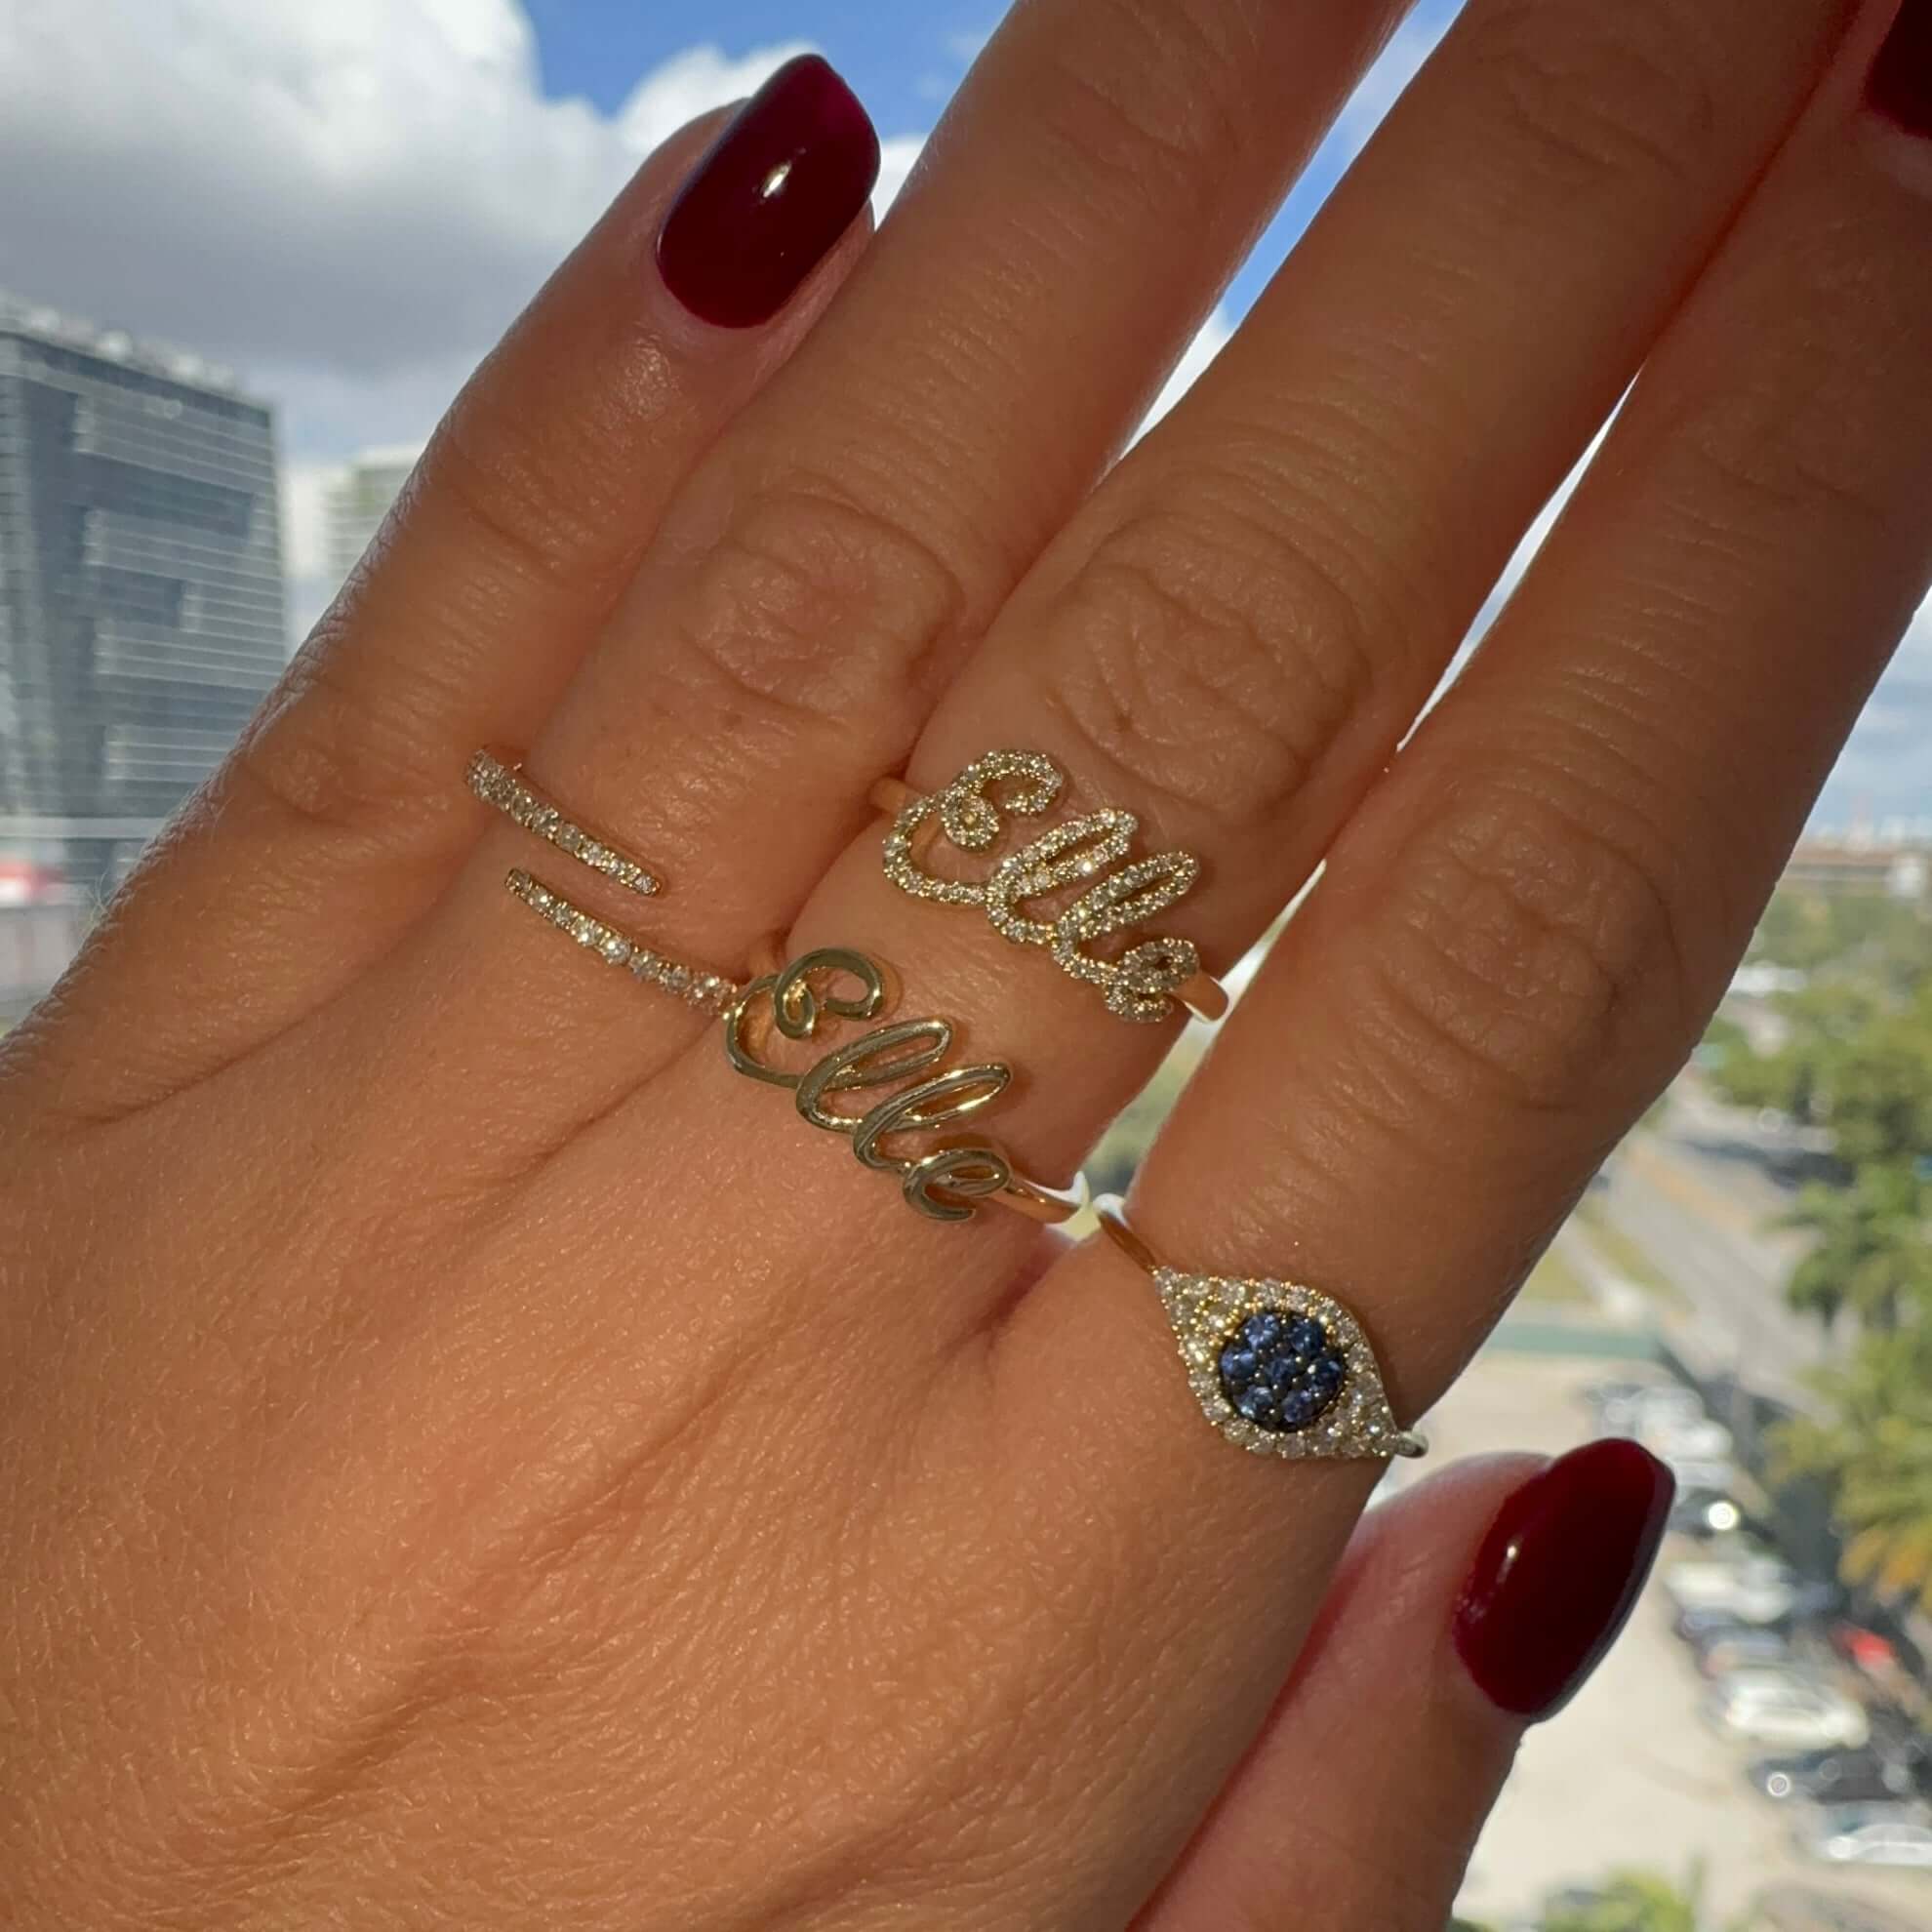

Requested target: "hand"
[{"left": 4, "top": 4, "right": 1929, "bottom": 1925}]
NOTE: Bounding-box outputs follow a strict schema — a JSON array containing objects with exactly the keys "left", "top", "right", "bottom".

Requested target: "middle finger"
[
  {"left": 391, "top": 0, "right": 1414, "bottom": 1137},
  {"left": 782, "top": 0, "right": 1855, "bottom": 1229}
]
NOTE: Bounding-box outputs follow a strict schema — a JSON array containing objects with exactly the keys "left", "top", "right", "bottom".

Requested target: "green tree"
[
  {"left": 1747, "top": 887, "right": 1931, "bottom": 990},
  {"left": 1541, "top": 1866, "right": 1704, "bottom": 1932},
  {"left": 1815, "top": 977, "right": 1932, "bottom": 1166},
  {"left": 1710, "top": 883, "right": 1932, "bottom": 1622},
  {"left": 1784, "top": 1164, "right": 1932, "bottom": 1332},
  {"left": 1778, "top": 1328, "right": 1932, "bottom": 1613}
]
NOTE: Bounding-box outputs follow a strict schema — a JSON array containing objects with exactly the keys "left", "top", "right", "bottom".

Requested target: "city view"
[{"left": 2, "top": 4, "right": 1930, "bottom": 1929}]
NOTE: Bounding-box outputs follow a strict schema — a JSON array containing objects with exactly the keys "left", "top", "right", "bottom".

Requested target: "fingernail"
[
  {"left": 1453, "top": 1439, "right": 1672, "bottom": 1721},
  {"left": 656, "top": 55, "right": 880, "bottom": 328},
  {"left": 1870, "top": 0, "right": 1932, "bottom": 138}
]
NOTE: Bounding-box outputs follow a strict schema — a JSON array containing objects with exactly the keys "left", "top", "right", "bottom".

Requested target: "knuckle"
[
  {"left": 1468, "top": 0, "right": 1723, "bottom": 190},
  {"left": 1037, "top": 492, "right": 1385, "bottom": 834},
  {"left": 232, "top": 641, "right": 453, "bottom": 848},
  {"left": 426, "top": 393, "right": 627, "bottom": 595},
  {"left": 1039, "top": 0, "right": 1255, "bottom": 201},
  {"left": 1358, "top": 763, "right": 1696, "bottom": 1116},
  {"left": 663, "top": 469, "right": 969, "bottom": 732},
  {"left": 1670, "top": 363, "right": 1903, "bottom": 541}
]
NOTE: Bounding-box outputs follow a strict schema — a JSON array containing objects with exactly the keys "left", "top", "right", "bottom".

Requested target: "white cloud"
[
  {"left": 0, "top": 5, "right": 911, "bottom": 434},
  {"left": 1821, "top": 593, "right": 1932, "bottom": 826},
  {"left": 0, "top": 2, "right": 930, "bottom": 639},
  {"left": 3, "top": 1, "right": 622, "bottom": 382},
  {"left": 613, "top": 40, "right": 812, "bottom": 150},
  {"left": 875, "top": 136, "right": 925, "bottom": 216}
]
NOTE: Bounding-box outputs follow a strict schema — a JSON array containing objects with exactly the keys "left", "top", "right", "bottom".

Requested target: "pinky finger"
[{"left": 1136, "top": 1443, "right": 1670, "bottom": 1932}]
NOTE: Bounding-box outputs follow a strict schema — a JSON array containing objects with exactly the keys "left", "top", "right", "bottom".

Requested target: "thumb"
[{"left": 1136, "top": 1440, "right": 1673, "bottom": 1932}]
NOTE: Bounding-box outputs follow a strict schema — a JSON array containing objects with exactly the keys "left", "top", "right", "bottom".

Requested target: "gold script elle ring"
[
  {"left": 872, "top": 749, "right": 1229, "bottom": 1025},
  {"left": 723, "top": 946, "right": 1089, "bottom": 1226}
]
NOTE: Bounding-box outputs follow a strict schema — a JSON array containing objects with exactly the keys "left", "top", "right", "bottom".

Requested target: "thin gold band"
[{"left": 1093, "top": 1197, "right": 1162, "bottom": 1275}]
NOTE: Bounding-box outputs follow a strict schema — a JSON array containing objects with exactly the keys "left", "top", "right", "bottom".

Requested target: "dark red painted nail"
[
  {"left": 1453, "top": 1439, "right": 1673, "bottom": 1721},
  {"left": 656, "top": 55, "right": 879, "bottom": 328},
  {"left": 1870, "top": 0, "right": 1932, "bottom": 138}
]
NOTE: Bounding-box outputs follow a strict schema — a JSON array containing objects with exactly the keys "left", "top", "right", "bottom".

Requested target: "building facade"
[
  {"left": 325, "top": 444, "right": 423, "bottom": 594},
  {"left": 1785, "top": 835, "right": 1932, "bottom": 901},
  {"left": 0, "top": 293, "right": 286, "bottom": 911}
]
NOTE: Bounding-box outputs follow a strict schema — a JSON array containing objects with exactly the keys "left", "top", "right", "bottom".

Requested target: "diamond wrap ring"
[{"left": 465, "top": 749, "right": 740, "bottom": 1012}]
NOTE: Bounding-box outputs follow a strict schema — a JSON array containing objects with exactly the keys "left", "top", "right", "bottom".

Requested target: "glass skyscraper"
[
  {"left": 326, "top": 444, "right": 422, "bottom": 595},
  {"left": 0, "top": 293, "right": 286, "bottom": 909}
]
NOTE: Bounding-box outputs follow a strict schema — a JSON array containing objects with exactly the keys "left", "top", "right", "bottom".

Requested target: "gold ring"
[
  {"left": 466, "top": 749, "right": 740, "bottom": 1014},
  {"left": 871, "top": 750, "right": 1228, "bottom": 1025},
  {"left": 1095, "top": 1198, "right": 1427, "bottom": 1461},
  {"left": 723, "top": 945, "right": 1088, "bottom": 1225}
]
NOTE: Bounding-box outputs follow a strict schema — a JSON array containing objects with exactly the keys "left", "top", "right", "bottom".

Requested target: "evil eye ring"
[{"left": 1094, "top": 1198, "right": 1427, "bottom": 1462}]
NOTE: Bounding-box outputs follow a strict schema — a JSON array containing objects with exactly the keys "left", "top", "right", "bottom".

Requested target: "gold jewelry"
[
  {"left": 468, "top": 748, "right": 662, "bottom": 895},
  {"left": 467, "top": 749, "right": 739, "bottom": 1014},
  {"left": 723, "top": 946, "right": 1087, "bottom": 1225},
  {"left": 1094, "top": 1198, "right": 1427, "bottom": 1461},
  {"left": 872, "top": 750, "right": 1228, "bottom": 1025}
]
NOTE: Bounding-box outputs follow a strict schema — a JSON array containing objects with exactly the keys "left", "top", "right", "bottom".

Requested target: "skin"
[{"left": 3, "top": 0, "right": 1930, "bottom": 1924}]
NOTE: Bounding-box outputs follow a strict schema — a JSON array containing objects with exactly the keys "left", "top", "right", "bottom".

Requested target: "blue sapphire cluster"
[{"left": 1217, "top": 1308, "right": 1349, "bottom": 1433}]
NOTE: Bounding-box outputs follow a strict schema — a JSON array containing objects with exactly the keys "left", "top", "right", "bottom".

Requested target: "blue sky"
[
  {"left": 526, "top": 0, "right": 996, "bottom": 122},
  {"left": 519, "top": 0, "right": 1453, "bottom": 329},
  {"left": 0, "top": 0, "right": 1922, "bottom": 822}
]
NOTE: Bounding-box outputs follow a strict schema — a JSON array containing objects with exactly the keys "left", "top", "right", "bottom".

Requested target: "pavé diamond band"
[
  {"left": 871, "top": 749, "right": 1228, "bottom": 1025},
  {"left": 1094, "top": 1199, "right": 1427, "bottom": 1462},
  {"left": 466, "top": 749, "right": 740, "bottom": 1015}
]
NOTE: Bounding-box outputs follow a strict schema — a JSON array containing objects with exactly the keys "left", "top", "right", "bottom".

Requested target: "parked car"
[
  {"left": 1663, "top": 1457, "right": 1742, "bottom": 1496},
  {"left": 1697, "top": 1627, "right": 1793, "bottom": 1678},
  {"left": 1711, "top": 1675, "right": 1870, "bottom": 1751},
  {"left": 1797, "top": 1803, "right": 1932, "bottom": 1867},
  {"left": 1590, "top": 1381, "right": 1705, "bottom": 1434},
  {"left": 1670, "top": 1486, "right": 1745, "bottom": 1538},
  {"left": 1643, "top": 1416, "right": 1735, "bottom": 1462},
  {"left": 1666, "top": 1554, "right": 1802, "bottom": 1625},
  {"left": 1583, "top": 1377, "right": 1657, "bottom": 1414},
  {"left": 1625, "top": 1387, "right": 1708, "bottom": 1429},
  {"left": 1677, "top": 1604, "right": 1784, "bottom": 1644},
  {"left": 1752, "top": 1746, "right": 1930, "bottom": 1804}
]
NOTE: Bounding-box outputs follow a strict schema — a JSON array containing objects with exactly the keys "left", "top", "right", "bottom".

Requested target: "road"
[{"left": 1592, "top": 1076, "right": 1841, "bottom": 1408}]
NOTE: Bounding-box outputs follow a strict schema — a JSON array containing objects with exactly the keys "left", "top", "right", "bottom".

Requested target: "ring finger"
[
  {"left": 994, "top": 13, "right": 1932, "bottom": 1920},
  {"left": 778, "top": 0, "right": 1857, "bottom": 1222}
]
